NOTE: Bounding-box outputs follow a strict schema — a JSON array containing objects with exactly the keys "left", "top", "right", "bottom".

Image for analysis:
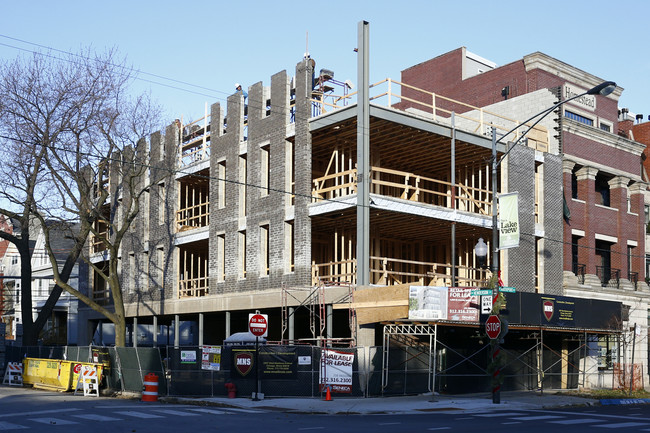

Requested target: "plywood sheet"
[{"left": 333, "top": 284, "right": 410, "bottom": 325}]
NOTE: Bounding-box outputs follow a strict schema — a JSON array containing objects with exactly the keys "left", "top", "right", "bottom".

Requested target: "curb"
[{"left": 600, "top": 398, "right": 650, "bottom": 406}]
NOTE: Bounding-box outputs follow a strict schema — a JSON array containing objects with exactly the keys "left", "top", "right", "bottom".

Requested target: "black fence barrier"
[
  {"left": 165, "top": 345, "right": 380, "bottom": 398},
  {"left": 2, "top": 339, "right": 596, "bottom": 397}
]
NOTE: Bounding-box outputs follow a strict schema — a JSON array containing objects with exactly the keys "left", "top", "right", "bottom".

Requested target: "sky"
[{"left": 1, "top": 0, "right": 648, "bottom": 124}]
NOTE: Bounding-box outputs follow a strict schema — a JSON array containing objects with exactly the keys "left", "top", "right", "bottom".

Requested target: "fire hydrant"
[{"left": 224, "top": 381, "right": 237, "bottom": 399}]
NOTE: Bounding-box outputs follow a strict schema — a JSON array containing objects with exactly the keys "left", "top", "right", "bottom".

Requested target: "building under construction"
[{"left": 78, "top": 25, "right": 648, "bottom": 393}]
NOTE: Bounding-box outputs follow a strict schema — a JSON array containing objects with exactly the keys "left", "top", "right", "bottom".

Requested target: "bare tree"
[{"left": 0, "top": 49, "right": 166, "bottom": 346}]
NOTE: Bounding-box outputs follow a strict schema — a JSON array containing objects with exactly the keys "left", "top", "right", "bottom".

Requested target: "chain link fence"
[{"left": 3, "top": 341, "right": 585, "bottom": 397}]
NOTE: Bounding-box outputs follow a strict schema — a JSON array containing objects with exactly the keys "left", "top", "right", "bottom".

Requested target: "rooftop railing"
[{"left": 310, "top": 78, "right": 549, "bottom": 152}]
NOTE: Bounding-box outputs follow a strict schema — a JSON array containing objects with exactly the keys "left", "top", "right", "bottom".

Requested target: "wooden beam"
[{"left": 343, "top": 284, "right": 411, "bottom": 325}]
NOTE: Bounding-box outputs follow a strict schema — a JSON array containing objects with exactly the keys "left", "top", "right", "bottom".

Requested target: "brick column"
[
  {"left": 562, "top": 160, "right": 575, "bottom": 273},
  {"left": 629, "top": 181, "right": 648, "bottom": 283},
  {"left": 575, "top": 167, "right": 598, "bottom": 276},
  {"left": 608, "top": 176, "right": 630, "bottom": 273}
]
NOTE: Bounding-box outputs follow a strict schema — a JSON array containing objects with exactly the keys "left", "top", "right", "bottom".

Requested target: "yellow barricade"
[{"left": 22, "top": 358, "right": 104, "bottom": 392}]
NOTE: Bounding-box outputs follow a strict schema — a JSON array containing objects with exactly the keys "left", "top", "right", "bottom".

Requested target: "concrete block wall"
[
  {"left": 542, "top": 153, "right": 565, "bottom": 295},
  {"left": 504, "top": 145, "right": 536, "bottom": 293},
  {"left": 205, "top": 58, "right": 314, "bottom": 296}
]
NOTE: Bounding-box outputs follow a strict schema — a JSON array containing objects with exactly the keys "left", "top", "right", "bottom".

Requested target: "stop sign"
[
  {"left": 248, "top": 313, "right": 268, "bottom": 337},
  {"left": 485, "top": 315, "right": 501, "bottom": 340}
]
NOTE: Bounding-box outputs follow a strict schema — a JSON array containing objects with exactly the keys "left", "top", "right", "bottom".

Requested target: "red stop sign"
[
  {"left": 249, "top": 313, "right": 268, "bottom": 337},
  {"left": 485, "top": 315, "right": 501, "bottom": 340}
]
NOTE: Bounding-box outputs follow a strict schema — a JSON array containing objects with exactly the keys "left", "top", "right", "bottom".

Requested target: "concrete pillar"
[
  {"left": 225, "top": 311, "right": 231, "bottom": 339},
  {"left": 356, "top": 324, "right": 376, "bottom": 347},
  {"left": 133, "top": 317, "right": 138, "bottom": 348},
  {"left": 174, "top": 315, "right": 180, "bottom": 348},
  {"left": 153, "top": 316, "right": 158, "bottom": 348},
  {"left": 288, "top": 307, "right": 295, "bottom": 343},
  {"left": 198, "top": 313, "right": 204, "bottom": 347}
]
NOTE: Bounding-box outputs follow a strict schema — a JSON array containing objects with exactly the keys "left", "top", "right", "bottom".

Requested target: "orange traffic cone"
[{"left": 325, "top": 386, "right": 332, "bottom": 401}]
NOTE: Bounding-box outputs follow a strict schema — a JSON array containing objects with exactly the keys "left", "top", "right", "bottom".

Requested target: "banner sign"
[
  {"left": 320, "top": 349, "right": 354, "bottom": 393},
  {"left": 409, "top": 286, "right": 448, "bottom": 320},
  {"left": 501, "top": 292, "right": 621, "bottom": 330},
  {"left": 201, "top": 345, "right": 222, "bottom": 371},
  {"left": 260, "top": 347, "right": 297, "bottom": 379},
  {"left": 499, "top": 192, "right": 519, "bottom": 249},
  {"left": 409, "top": 286, "right": 478, "bottom": 322},
  {"left": 540, "top": 295, "right": 576, "bottom": 327}
]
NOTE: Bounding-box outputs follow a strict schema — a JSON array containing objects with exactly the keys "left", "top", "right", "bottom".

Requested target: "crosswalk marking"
[
  {"left": 474, "top": 412, "right": 526, "bottom": 417},
  {"left": 30, "top": 418, "right": 79, "bottom": 425},
  {"left": 0, "top": 409, "right": 80, "bottom": 419},
  {"left": 71, "top": 414, "right": 123, "bottom": 421},
  {"left": 594, "top": 422, "right": 650, "bottom": 428},
  {"left": 222, "top": 407, "right": 264, "bottom": 413},
  {"left": 114, "top": 411, "right": 164, "bottom": 419},
  {"left": 0, "top": 421, "right": 28, "bottom": 430},
  {"left": 151, "top": 409, "right": 200, "bottom": 416},
  {"left": 548, "top": 418, "right": 600, "bottom": 424},
  {"left": 509, "top": 415, "right": 564, "bottom": 421},
  {"left": 189, "top": 408, "right": 229, "bottom": 415}
]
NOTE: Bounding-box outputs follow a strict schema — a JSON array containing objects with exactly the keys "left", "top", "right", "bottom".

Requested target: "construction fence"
[{"left": 2, "top": 340, "right": 639, "bottom": 397}]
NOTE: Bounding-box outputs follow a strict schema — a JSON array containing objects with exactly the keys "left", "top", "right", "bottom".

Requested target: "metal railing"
[{"left": 596, "top": 266, "right": 620, "bottom": 289}]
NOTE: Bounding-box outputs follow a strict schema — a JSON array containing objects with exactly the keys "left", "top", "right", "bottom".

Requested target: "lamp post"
[{"left": 475, "top": 80, "right": 616, "bottom": 404}]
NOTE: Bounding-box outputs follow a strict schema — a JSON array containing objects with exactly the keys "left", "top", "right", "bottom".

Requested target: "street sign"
[
  {"left": 499, "top": 286, "right": 516, "bottom": 293},
  {"left": 248, "top": 313, "right": 268, "bottom": 337},
  {"left": 470, "top": 289, "right": 492, "bottom": 296},
  {"left": 485, "top": 315, "right": 501, "bottom": 340},
  {"left": 481, "top": 295, "right": 493, "bottom": 314}
]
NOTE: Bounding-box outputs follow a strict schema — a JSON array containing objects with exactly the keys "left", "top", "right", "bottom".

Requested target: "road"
[{"left": 1, "top": 387, "right": 650, "bottom": 432}]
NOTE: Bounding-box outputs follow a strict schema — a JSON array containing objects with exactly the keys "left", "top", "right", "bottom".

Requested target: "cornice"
[
  {"left": 564, "top": 119, "right": 645, "bottom": 156},
  {"left": 523, "top": 52, "right": 623, "bottom": 101}
]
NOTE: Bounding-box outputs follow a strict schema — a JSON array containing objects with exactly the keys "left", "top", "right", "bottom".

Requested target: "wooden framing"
[
  {"left": 178, "top": 240, "right": 209, "bottom": 298},
  {"left": 176, "top": 169, "right": 210, "bottom": 232}
]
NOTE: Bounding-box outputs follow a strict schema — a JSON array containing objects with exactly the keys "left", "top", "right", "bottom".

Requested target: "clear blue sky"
[{"left": 1, "top": 0, "right": 648, "bottom": 124}]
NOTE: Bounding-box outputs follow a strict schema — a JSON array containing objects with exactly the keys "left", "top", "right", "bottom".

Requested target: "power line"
[
  {"left": 0, "top": 35, "right": 342, "bottom": 124},
  {"left": 0, "top": 37, "right": 646, "bottom": 266}
]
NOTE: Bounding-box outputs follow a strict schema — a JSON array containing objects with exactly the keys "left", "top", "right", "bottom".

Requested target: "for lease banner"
[{"left": 320, "top": 349, "right": 354, "bottom": 393}]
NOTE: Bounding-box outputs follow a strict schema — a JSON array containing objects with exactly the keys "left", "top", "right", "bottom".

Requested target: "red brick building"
[
  {"left": 401, "top": 47, "right": 647, "bottom": 292},
  {"left": 399, "top": 48, "right": 649, "bottom": 383}
]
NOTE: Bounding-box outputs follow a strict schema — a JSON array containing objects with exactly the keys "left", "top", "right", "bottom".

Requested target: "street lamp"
[
  {"left": 476, "top": 80, "right": 616, "bottom": 404},
  {"left": 474, "top": 238, "right": 488, "bottom": 269}
]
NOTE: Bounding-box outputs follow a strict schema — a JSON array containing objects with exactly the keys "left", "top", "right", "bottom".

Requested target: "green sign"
[
  {"left": 499, "top": 286, "right": 516, "bottom": 293},
  {"left": 470, "top": 289, "right": 492, "bottom": 296}
]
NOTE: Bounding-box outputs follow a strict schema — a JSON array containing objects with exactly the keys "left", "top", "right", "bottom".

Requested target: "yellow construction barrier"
[{"left": 22, "top": 358, "right": 104, "bottom": 392}]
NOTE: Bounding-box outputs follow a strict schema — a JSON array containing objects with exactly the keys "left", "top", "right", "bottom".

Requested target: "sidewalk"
[{"left": 163, "top": 391, "right": 599, "bottom": 415}]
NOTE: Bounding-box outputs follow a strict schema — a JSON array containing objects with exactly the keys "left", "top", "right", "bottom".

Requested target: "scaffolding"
[
  {"left": 280, "top": 282, "right": 356, "bottom": 347},
  {"left": 380, "top": 321, "right": 627, "bottom": 395}
]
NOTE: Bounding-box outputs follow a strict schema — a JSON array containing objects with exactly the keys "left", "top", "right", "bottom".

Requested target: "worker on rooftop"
[{"left": 235, "top": 83, "right": 248, "bottom": 100}]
